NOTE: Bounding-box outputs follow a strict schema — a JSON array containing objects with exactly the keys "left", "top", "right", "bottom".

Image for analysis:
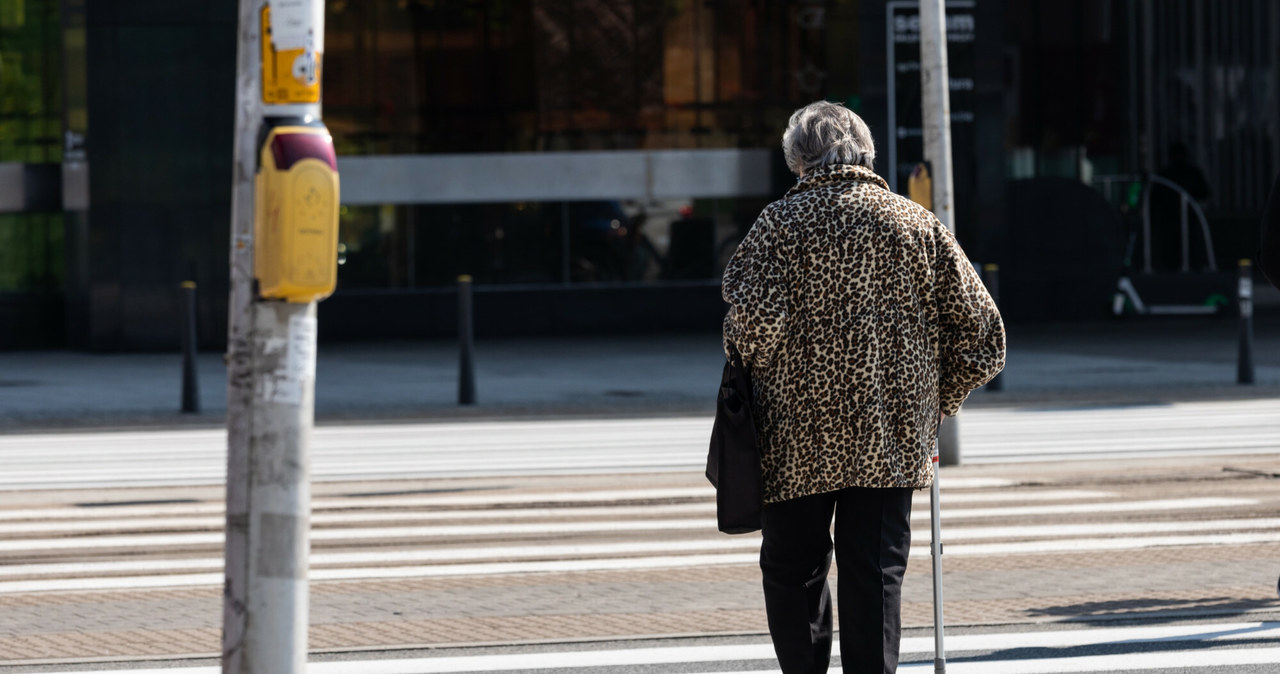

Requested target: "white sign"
[
  {"left": 286, "top": 314, "right": 318, "bottom": 381},
  {"left": 268, "top": 0, "right": 325, "bottom": 53},
  {"left": 256, "top": 315, "right": 318, "bottom": 406},
  {"left": 257, "top": 337, "right": 298, "bottom": 405}
]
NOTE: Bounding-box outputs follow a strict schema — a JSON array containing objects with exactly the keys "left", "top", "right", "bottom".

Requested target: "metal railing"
[{"left": 1092, "top": 174, "right": 1217, "bottom": 273}]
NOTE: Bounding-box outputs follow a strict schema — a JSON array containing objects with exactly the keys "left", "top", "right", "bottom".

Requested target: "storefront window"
[
  {"left": 324, "top": 0, "right": 850, "bottom": 156},
  {"left": 335, "top": 196, "right": 764, "bottom": 290},
  {"left": 0, "top": 0, "right": 63, "bottom": 294},
  {"left": 0, "top": 0, "right": 61, "bottom": 163},
  {"left": 325, "top": 0, "right": 841, "bottom": 292},
  {"left": 1003, "top": 1, "right": 1129, "bottom": 182},
  {"left": 0, "top": 213, "right": 62, "bottom": 292}
]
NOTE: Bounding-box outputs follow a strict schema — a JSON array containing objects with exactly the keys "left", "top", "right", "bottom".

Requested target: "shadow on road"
[{"left": 1026, "top": 595, "right": 1279, "bottom": 625}]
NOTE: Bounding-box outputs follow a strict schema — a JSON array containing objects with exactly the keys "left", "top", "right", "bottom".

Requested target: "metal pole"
[
  {"left": 936, "top": 414, "right": 959, "bottom": 467},
  {"left": 458, "top": 275, "right": 476, "bottom": 405},
  {"left": 225, "top": 2, "right": 326, "bottom": 672},
  {"left": 1238, "top": 259, "right": 1255, "bottom": 385},
  {"left": 1142, "top": 0, "right": 1155, "bottom": 174},
  {"left": 1141, "top": 179, "right": 1153, "bottom": 273},
  {"left": 981, "top": 265, "right": 1002, "bottom": 392},
  {"left": 181, "top": 281, "right": 200, "bottom": 413},
  {"left": 561, "top": 203, "right": 572, "bottom": 285},
  {"left": 929, "top": 449, "right": 947, "bottom": 674},
  {"left": 920, "top": 0, "right": 960, "bottom": 468}
]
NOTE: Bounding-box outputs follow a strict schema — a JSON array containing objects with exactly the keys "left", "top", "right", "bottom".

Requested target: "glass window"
[
  {"left": 0, "top": 0, "right": 62, "bottom": 163},
  {"left": 323, "top": 0, "right": 852, "bottom": 156},
  {"left": 0, "top": 0, "right": 63, "bottom": 296},
  {"left": 334, "top": 195, "right": 767, "bottom": 291},
  {"left": 0, "top": 213, "right": 63, "bottom": 292},
  {"left": 324, "top": 1, "right": 853, "bottom": 292},
  {"left": 1004, "top": 1, "right": 1128, "bottom": 182}
]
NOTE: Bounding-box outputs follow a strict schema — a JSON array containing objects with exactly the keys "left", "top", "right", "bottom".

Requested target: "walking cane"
[{"left": 930, "top": 441, "right": 947, "bottom": 673}]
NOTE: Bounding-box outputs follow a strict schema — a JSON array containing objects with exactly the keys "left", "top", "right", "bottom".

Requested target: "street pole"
[
  {"left": 181, "top": 281, "right": 200, "bottom": 413},
  {"left": 225, "top": 2, "right": 330, "bottom": 673},
  {"left": 457, "top": 275, "right": 477, "bottom": 405},
  {"left": 1238, "top": 259, "right": 1255, "bottom": 385},
  {"left": 920, "top": 0, "right": 960, "bottom": 467}
]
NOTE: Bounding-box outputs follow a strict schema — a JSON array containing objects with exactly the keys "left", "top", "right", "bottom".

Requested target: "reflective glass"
[
  {"left": 324, "top": 0, "right": 843, "bottom": 289},
  {"left": 0, "top": 0, "right": 61, "bottom": 162},
  {"left": 0, "top": 0, "right": 63, "bottom": 294},
  {"left": 335, "top": 196, "right": 769, "bottom": 290},
  {"left": 323, "top": 0, "right": 849, "bottom": 155},
  {"left": 0, "top": 213, "right": 62, "bottom": 292}
]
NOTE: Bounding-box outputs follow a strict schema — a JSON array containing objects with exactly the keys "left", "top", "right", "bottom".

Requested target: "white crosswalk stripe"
[
  {"left": 0, "top": 479, "right": 1273, "bottom": 594},
  {"left": 44, "top": 622, "right": 1280, "bottom": 673},
  {"left": 0, "top": 399, "right": 1276, "bottom": 488}
]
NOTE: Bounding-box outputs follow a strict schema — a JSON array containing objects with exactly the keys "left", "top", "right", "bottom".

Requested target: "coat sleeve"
[
  {"left": 1261, "top": 172, "right": 1280, "bottom": 290},
  {"left": 722, "top": 210, "right": 791, "bottom": 370},
  {"left": 933, "top": 223, "right": 1006, "bottom": 415}
]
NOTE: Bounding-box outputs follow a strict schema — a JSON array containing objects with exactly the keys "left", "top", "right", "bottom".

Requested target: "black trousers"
[{"left": 760, "top": 485, "right": 914, "bottom": 674}]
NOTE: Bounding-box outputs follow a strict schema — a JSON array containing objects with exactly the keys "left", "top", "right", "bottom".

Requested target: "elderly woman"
[{"left": 722, "top": 100, "right": 1005, "bottom": 673}]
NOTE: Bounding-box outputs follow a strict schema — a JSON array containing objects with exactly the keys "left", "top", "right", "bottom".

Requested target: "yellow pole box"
[{"left": 254, "top": 123, "right": 340, "bottom": 303}]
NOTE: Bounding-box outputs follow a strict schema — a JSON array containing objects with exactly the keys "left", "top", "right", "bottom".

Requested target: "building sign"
[
  {"left": 885, "top": 1, "right": 976, "bottom": 193},
  {"left": 260, "top": 3, "right": 324, "bottom": 105}
]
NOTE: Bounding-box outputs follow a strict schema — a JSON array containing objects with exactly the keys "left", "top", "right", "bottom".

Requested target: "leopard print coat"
[{"left": 722, "top": 164, "right": 1005, "bottom": 503}]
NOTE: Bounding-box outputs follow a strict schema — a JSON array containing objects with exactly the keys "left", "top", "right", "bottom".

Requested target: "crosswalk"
[
  {"left": 2, "top": 458, "right": 1278, "bottom": 672},
  {"left": 1, "top": 405, "right": 1277, "bottom": 672},
  {"left": 0, "top": 398, "right": 1278, "bottom": 489},
  {"left": 0, "top": 479, "right": 1274, "bottom": 595}
]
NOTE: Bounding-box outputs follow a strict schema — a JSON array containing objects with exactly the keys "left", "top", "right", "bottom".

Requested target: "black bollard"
[
  {"left": 180, "top": 281, "right": 200, "bottom": 413},
  {"left": 982, "top": 263, "right": 1003, "bottom": 392},
  {"left": 1238, "top": 260, "right": 1255, "bottom": 385},
  {"left": 457, "top": 275, "right": 476, "bottom": 405}
]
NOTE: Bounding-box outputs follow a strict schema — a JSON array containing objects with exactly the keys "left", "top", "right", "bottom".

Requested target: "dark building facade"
[{"left": 2, "top": 0, "right": 1277, "bottom": 349}]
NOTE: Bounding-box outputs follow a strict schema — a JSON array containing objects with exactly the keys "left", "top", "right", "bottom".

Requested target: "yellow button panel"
[{"left": 254, "top": 124, "right": 340, "bottom": 303}]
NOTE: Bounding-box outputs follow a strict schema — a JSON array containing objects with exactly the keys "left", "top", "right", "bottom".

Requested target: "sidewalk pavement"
[{"left": 0, "top": 315, "right": 1278, "bottom": 431}]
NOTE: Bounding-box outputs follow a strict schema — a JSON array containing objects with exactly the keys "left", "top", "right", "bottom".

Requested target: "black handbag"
[{"left": 705, "top": 343, "right": 763, "bottom": 534}]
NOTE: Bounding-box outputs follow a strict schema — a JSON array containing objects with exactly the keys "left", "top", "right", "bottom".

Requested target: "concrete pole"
[
  {"left": 225, "top": 2, "right": 325, "bottom": 672},
  {"left": 920, "top": 0, "right": 955, "bottom": 235},
  {"left": 919, "top": 0, "right": 961, "bottom": 467}
]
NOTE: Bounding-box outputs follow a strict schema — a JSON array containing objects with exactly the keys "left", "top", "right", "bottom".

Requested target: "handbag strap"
[{"left": 726, "top": 340, "right": 748, "bottom": 372}]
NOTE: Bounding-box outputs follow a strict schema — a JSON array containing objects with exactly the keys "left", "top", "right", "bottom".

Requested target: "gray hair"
[{"left": 782, "top": 101, "right": 876, "bottom": 176}]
